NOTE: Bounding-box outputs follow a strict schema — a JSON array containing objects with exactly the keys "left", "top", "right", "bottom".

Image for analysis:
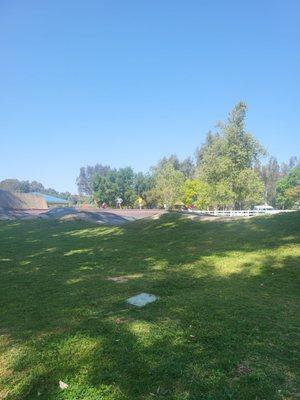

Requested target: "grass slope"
[{"left": 0, "top": 213, "right": 299, "bottom": 400}]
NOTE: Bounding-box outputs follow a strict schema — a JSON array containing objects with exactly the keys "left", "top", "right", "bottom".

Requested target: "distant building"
[{"left": 32, "top": 193, "right": 69, "bottom": 208}]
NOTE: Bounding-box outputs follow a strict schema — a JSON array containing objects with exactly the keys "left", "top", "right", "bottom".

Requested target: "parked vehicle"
[{"left": 253, "top": 204, "right": 275, "bottom": 212}]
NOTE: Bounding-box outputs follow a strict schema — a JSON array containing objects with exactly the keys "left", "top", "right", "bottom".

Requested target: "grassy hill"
[{"left": 0, "top": 213, "right": 299, "bottom": 399}]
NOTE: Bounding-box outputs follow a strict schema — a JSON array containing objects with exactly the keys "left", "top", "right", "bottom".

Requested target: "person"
[
  {"left": 137, "top": 197, "right": 143, "bottom": 210},
  {"left": 116, "top": 197, "right": 123, "bottom": 209}
]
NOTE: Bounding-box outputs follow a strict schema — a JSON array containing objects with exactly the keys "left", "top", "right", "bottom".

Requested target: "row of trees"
[
  {"left": 76, "top": 157, "right": 195, "bottom": 208},
  {"left": 76, "top": 102, "right": 299, "bottom": 210}
]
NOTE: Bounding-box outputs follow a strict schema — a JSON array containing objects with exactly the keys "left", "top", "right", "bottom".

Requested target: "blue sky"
[{"left": 1, "top": 0, "right": 299, "bottom": 193}]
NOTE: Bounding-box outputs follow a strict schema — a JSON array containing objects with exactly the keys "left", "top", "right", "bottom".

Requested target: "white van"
[{"left": 253, "top": 204, "right": 275, "bottom": 213}]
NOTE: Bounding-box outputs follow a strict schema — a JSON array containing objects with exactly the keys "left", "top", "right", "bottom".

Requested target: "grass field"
[{"left": 0, "top": 212, "right": 299, "bottom": 400}]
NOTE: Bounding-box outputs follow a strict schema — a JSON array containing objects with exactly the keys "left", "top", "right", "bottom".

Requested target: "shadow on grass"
[{"left": 0, "top": 212, "right": 299, "bottom": 399}]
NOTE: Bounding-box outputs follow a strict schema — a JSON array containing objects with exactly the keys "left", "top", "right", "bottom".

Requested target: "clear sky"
[{"left": 1, "top": 0, "right": 299, "bottom": 193}]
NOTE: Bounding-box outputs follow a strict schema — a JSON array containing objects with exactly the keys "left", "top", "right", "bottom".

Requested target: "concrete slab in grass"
[{"left": 126, "top": 293, "right": 159, "bottom": 307}]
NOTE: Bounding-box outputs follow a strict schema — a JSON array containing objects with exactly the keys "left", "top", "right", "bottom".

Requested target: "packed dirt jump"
[
  {"left": 0, "top": 189, "right": 47, "bottom": 210},
  {"left": 39, "top": 208, "right": 165, "bottom": 224},
  {"left": 0, "top": 205, "right": 165, "bottom": 225}
]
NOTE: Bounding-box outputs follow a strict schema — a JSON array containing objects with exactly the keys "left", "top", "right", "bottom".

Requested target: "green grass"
[{"left": 0, "top": 212, "right": 299, "bottom": 400}]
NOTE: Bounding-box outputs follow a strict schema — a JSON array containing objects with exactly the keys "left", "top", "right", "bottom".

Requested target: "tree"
[
  {"left": 91, "top": 167, "right": 143, "bottom": 207},
  {"left": 76, "top": 167, "right": 89, "bottom": 195},
  {"left": 181, "top": 179, "right": 235, "bottom": 209},
  {"left": 196, "top": 102, "right": 265, "bottom": 209},
  {"left": 134, "top": 172, "right": 154, "bottom": 199},
  {"left": 212, "top": 181, "right": 235, "bottom": 209},
  {"left": 0, "top": 179, "right": 27, "bottom": 192},
  {"left": 29, "top": 181, "right": 45, "bottom": 193},
  {"left": 76, "top": 164, "right": 111, "bottom": 195},
  {"left": 152, "top": 155, "right": 195, "bottom": 179},
  {"left": 279, "top": 156, "right": 299, "bottom": 179},
  {"left": 152, "top": 162, "right": 185, "bottom": 208},
  {"left": 224, "top": 103, "right": 265, "bottom": 174},
  {"left": 194, "top": 181, "right": 213, "bottom": 209},
  {"left": 234, "top": 169, "right": 264, "bottom": 208},
  {"left": 92, "top": 171, "right": 118, "bottom": 206},
  {"left": 256, "top": 155, "right": 299, "bottom": 206},
  {"left": 285, "top": 186, "right": 300, "bottom": 207},
  {"left": 0, "top": 179, "right": 41, "bottom": 193},
  {"left": 288, "top": 156, "right": 299, "bottom": 170},
  {"left": 276, "top": 166, "right": 300, "bottom": 209},
  {"left": 152, "top": 155, "right": 180, "bottom": 173},
  {"left": 115, "top": 167, "right": 136, "bottom": 206},
  {"left": 196, "top": 133, "right": 230, "bottom": 183},
  {"left": 181, "top": 179, "right": 201, "bottom": 206},
  {"left": 258, "top": 156, "right": 281, "bottom": 206},
  {"left": 195, "top": 131, "right": 215, "bottom": 166},
  {"left": 178, "top": 157, "right": 195, "bottom": 179}
]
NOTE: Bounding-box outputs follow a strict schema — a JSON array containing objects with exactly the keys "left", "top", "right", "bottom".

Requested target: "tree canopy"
[
  {"left": 276, "top": 166, "right": 300, "bottom": 209},
  {"left": 195, "top": 102, "right": 266, "bottom": 208}
]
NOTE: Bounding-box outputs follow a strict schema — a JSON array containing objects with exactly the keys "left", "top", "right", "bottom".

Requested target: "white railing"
[{"left": 188, "top": 209, "right": 294, "bottom": 217}]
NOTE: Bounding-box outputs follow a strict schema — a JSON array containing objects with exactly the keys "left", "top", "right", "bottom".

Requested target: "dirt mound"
[
  {"left": 41, "top": 208, "right": 129, "bottom": 224},
  {"left": 0, "top": 209, "right": 45, "bottom": 220},
  {"left": 0, "top": 190, "right": 47, "bottom": 210},
  {"left": 0, "top": 206, "right": 164, "bottom": 224}
]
